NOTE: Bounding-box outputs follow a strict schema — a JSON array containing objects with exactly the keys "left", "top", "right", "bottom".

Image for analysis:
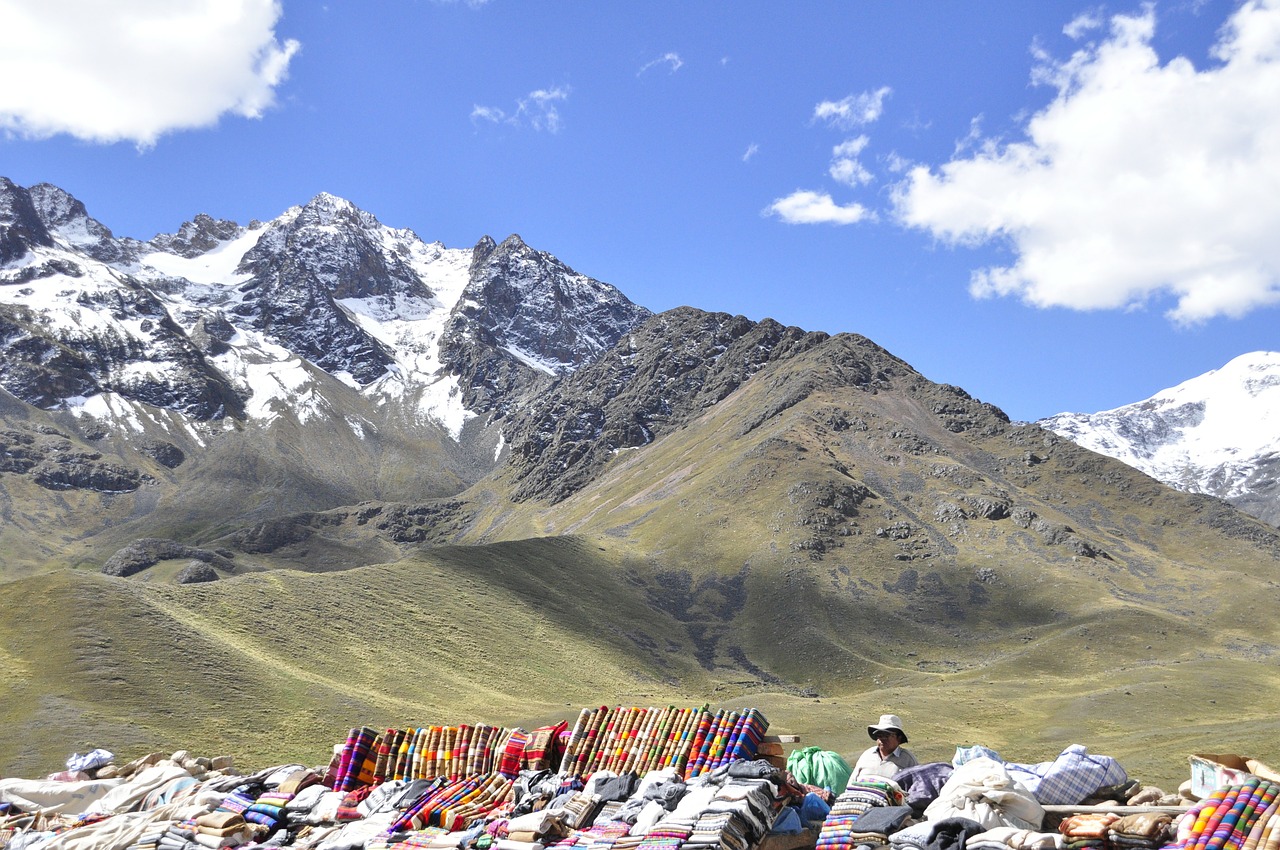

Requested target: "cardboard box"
[{"left": 1189, "top": 753, "right": 1280, "bottom": 798}]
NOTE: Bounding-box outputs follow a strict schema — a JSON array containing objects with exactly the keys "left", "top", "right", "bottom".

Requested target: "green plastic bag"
[{"left": 786, "top": 745, "right": 852, "bottom": 792}]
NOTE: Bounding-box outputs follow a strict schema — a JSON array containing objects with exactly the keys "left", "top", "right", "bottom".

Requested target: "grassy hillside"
[
  {"left": 4, "top": 326, "right": 1280, "bottom": 794},
  {"left": 4, "top": 537, "right": 1278, "bottom": 791}
]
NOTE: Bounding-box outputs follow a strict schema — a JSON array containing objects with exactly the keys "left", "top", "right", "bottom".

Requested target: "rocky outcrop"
[
  {"left": 101, "top": 538, "right": 235, "bottom": 577},
  {"left": 175, "top": 561, "right": 219, "bottom": 583},
  {"left": 0, "top": 425, "right": 146, "bottom": 493}
]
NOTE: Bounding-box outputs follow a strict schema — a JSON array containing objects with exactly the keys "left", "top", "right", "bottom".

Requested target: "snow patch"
[{"left": 140, "top": 227, "right": 263, "bottom": 285}]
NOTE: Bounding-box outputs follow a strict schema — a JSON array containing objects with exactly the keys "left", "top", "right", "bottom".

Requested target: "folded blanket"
[
  {"left": 1059, "top": 813, "right": 1120, "bottom": 840},
  {"left": 196, "top": 812, "right": 245, "bottom": 832}
]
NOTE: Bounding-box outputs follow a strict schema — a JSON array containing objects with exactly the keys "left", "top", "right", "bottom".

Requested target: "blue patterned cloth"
[{"left": 1005, "top": 745, "right": 1127, "bottom": 805}]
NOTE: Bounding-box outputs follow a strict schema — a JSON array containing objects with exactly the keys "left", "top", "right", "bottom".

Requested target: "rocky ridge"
[{"left": 0, "top": 178, "right": 649, "bottom": 499}]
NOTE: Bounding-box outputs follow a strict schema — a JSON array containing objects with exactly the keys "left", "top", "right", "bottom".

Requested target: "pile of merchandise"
[{"left": 0, "top": 704, "right": 806, "bottom": 850}]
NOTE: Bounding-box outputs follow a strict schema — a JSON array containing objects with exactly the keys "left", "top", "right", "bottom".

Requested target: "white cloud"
[
  {"left": 470, "top": 105, "right": 505, "bottom": 124},
  {"left": 813, "top": 87, "right": 892, "bottom": 129},
  {"left": 1063, "top": 10, "right": 1105, "bottom": 39},
  {"left": 0, "top": 0, "right": 299, "bottom": 147},
  {"left": 892, "top": 0, "right": 1280, "bottom": 324},
  {"left": 742, "top": 143, "right": 760, "bottom": 162},
  {"left": 764, "top": 190, "right": 871, "bottom": 226},
  {"left": 517, "top": 87, "right": 570, "bottom": 133},
  {"left": 638, "top": 52, "right": 684, "bottom": 76},
  {"left": 829, "top": 136, "right": 873, "bottom": 187},
  {"left": 473, "top": 85, "right": 570, "bottom": 133}
]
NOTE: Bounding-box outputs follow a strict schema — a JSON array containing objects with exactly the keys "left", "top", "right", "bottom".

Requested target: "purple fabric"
[{"left": 892, "top": 762, "right": 955, "bottom": 816}]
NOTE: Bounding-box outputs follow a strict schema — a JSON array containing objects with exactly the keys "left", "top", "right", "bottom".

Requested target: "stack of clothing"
[
  {"left": 1105, "top": 813, "right": 1172, "bottom": 850},
  {"left": 156, "top": 824, "right": 200, "bottom": 850},
  {"left": 634, "top": 815, "right": 696, "bottom": 850},
  {"left": 682, "top": 780, "right": 774, "bottom": 850},
  {"left": 192, "top": 810, "right": 259, "bottom": 848},
  {"left": 923, "top": 758, "right": 1045, "bottom": 831},
  {"left": 366, "top": 825, "right": 453, "bottom": 850},
  {"left": 552, "top": 793, "right": 605, "bottom": 830},
  {"left": 843, "top": 805, "right": 913, "bottom": 850},
  {"left": 1057, "top": 812, "right": 1118, "bottom": 850},
  {"left": 127, "top": 822, "right": 172, "bottom": 850},
  {"left": 686, "top": 809, "right": 748, "bottom": 850},
  {"left": 212, "top": 783, "right": 259, "bottom": 817},
  {"left": 817, "top": 779, "right": 906, "bottom": 850},
  {"left": 547, "top": 818, "right": 632, "bottom": 850},
  {"left": 889, "top": 817, "right": 986, "bottom": 850},
  {"left": 505, "top": 809, "right": 572, "bottom": 846}
]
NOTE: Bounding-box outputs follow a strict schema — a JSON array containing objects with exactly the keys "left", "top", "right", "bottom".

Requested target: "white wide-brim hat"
[{"left": 867, "top": 714, "right": 908, "bottom": 743}]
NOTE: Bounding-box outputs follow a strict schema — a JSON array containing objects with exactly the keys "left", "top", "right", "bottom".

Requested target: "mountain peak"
[
  {"left": 1041, "top": 350, "right": 1280, "bottom": 525},
  {"left": 0, "top": 177, "right": 56, "bottom": 263},
  {"left": 291, "top": 191, "right": 380, "bottom": 232}
]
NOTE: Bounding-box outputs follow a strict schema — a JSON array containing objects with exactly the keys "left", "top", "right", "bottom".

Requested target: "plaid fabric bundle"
[
  {"left": 335, "top": 785, "right": 374, "bottom": 822},
  {"left": 1007, "top": 746, "right": 1127, "bottom": 806}
]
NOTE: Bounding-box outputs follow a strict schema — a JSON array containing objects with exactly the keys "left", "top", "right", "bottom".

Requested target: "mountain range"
[{"left": 2, "top": 177, "right": 1279, "bottom": 787}]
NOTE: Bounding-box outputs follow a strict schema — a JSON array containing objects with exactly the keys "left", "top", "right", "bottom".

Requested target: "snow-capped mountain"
[
  {"left": 1040, "top": 351, "right": 1280, "bottom": 526},
  {"left": 0, "top": 177, "right": 650, "bottom": 445}
]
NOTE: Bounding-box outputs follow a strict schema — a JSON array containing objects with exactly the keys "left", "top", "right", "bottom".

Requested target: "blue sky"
[{"left": 2, "top": 0, "right": 1278, "bottom": 422}]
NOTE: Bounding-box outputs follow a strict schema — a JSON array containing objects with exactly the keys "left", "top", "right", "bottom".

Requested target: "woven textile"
[
  {"left": 557, "top": 705, "right": 767, "bottom": 780},
  {"left": 1165, "top": 782, "right": 1280, "bottom": 850}
]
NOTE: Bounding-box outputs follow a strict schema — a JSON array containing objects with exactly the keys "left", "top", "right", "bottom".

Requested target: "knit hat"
[{"left": 867, "top": 714, "right": 908, "bottom": 743}]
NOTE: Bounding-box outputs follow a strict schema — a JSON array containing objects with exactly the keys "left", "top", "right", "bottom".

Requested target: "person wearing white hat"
[{"left": 851, "top": 713, "right": 918, "bottom": 779}]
